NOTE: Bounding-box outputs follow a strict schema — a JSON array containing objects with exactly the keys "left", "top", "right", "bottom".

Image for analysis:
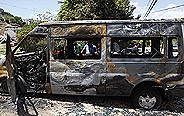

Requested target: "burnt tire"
[
  {"left": 131, "top": 87, "right": 162, "bottom": 110},
  {"left": 0, "top": 77, "right": 9, "bottom": 93}
]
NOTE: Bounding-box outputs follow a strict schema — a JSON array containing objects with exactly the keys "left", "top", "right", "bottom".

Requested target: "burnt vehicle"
[{"left": 5, "top": 20, "right": 184, "bottom": 110}]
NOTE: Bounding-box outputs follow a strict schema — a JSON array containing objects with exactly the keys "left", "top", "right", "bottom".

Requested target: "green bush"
[
  {"left": 0, "top": 17, "right": 4, "bottom": 21},
  {"left": 16, "top": 21, "right": 48, "bottom": 52},
  {"left": 20, "top": 36, "right": 47, "bottom": 52}
]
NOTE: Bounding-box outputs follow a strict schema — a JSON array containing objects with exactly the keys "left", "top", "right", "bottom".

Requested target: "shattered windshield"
[{"left": 14, "top": 36, "right": 47, "bottom": 54}]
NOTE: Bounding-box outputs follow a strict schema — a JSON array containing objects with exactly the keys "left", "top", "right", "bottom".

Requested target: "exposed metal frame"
[{"left": 39, "top": 20, "right": 184, "bottom": 26}]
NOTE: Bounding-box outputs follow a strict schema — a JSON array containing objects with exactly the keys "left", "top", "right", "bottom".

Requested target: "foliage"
[
  {"left": 0, "top": 17, "right": 4, "bottom": 21},
  {"left": 5, "top": 19, "right": 9, "bottom": 24},
  {"left": 37, "top": 11, "right": 56, "bottom": 21},
  {"left": 58, "top": 0, "right": 136, "bottom": 21},
  {"left": 16, "top": 21, "right": 48, "bottom": 52},
  {"left": 0, "top": 8, "right": 25, "bottom": 26},
  {"left": 16, "top": 21, "right": 41, "bottom": 42},
  {"left": 19, "top": 36, "right": 47, "bottom": 53},
  {"left": 7, "top": 15, "right": 24, "bottom": 26}
]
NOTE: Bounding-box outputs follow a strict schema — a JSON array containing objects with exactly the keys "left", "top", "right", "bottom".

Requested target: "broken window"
[
  {"left": 111, "top": 37, "right": 164, "bottom": 58},
  {"left": 53, "top": 38, "right": 101, "bottom": 59},
  {"left": 15, "top": 36, "right": 47, "bottom": 54},
  {"left": 168, "top": 38, "right": 178, "bottom": 58},
  {"left": 53, "top": 38, "right": 66, "bottom": 59}
]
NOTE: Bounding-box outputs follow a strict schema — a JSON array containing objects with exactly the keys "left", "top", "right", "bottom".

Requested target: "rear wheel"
[{"left": 131, "top": 87, "right": 162, "bottom": 110}]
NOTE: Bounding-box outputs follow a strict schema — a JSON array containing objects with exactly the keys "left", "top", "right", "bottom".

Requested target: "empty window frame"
[
  {"left": 15, "top": 36, "right": 47, "bottom": 54},
  {"left": 53, "top": 38, "right": 101, "bottom": 59},
  {"left": 168, "top": 38, "right": 178, "bottom": 58},
  {"left": 53, "top": 38, "right": 66, "bottom": 59},
  {"left": 111, "top": 37, "right": 164, "bottom": 58}
]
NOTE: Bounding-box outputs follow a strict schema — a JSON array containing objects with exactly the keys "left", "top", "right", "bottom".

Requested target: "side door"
[
  {"left": 13, "top": 36, "right": 47, "bottom": 92},
  {"left": 50, "top": 37, "right": 106, "bottom": 95}
]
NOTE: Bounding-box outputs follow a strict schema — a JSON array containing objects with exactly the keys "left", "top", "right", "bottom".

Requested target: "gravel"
[{"left": 0, "top": 93, "right": 183, "bottom": 116}]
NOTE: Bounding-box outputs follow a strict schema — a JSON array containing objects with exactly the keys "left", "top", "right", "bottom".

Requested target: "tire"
[
  {"left": 131, "top": 87, "right": 162, "bottom": 110},
  {"left": 0, "top": 77, "right": 9, "bottom": 93}
]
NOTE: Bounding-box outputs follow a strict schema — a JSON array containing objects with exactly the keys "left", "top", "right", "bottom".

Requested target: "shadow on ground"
[
  {"left": 34, "top": 93, "right": 132, "bottom": 108},
  {"left": 0, "top": 92, "right": 183, "bottom": 116},
  {"left": 31, "top": 93, "right": 184, "bottom": 113}
]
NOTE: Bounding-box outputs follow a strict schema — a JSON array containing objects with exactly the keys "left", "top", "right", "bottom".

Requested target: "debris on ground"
[{"left": 0, "top": 93, "right": 183, "bottom": 116}]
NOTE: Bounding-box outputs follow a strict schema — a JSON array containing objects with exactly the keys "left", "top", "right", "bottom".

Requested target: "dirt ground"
[{"left": 0, "top": 92, "right": 183, "bottom": 116}]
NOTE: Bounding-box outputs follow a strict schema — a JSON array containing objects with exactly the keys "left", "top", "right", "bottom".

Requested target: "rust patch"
[
  {"left": 157, "top": 78, "right": 161, "bottom": 83},
  {"left": 51, "top": 25, "right": 106, "bottom": 37},
  {"left": 106, "top": 58, "right": 126, "bottom": 73},
  {"left": 101, "top": 37, "right": 106, "bottom": 49},
  {"left": 106, "top": 58, "right": 118, "bottom": 72},
  {"left": 152, "top": 72, "right": 156, "bottom": 76},
  {"left": 45, "top": 83, "right": 52, "bottom": 94},
  {"left": 126, "top": 75, "right": 133, "bottom": 84}
]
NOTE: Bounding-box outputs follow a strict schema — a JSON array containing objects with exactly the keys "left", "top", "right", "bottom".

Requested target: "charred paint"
[
  {"left": 51, "top": 25, "right": 106, "bottom": 37},
  {"left": 48, "top": 24, "right": 108, "bottom": 95},
  {"left": 6, "top": 20, "right": 184, "bottom": 97}
]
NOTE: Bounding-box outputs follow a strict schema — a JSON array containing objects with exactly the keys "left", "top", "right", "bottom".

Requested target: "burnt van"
[{"left": 4, "top": 20, "right": 184, "bottom": 109}]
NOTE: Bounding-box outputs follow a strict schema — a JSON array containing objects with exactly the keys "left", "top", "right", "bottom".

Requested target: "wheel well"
[
  {"left": 131, "top": 81, "right": 165, "bottom": 98},
  {"left": 0, "top": 76, "right": 7, "bottom": 82}
]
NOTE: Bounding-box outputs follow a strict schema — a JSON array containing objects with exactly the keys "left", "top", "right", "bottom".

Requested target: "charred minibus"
[{"left": 4, "top": 20, "right": 184, "bottom": 109}]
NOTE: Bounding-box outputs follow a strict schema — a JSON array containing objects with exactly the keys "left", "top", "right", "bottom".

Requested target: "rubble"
[{"left": 0, "top": 93, "right": 183, "bottom": 116}]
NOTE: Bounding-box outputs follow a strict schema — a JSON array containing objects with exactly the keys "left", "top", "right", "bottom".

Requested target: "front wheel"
[
  {"left": 131, "top": 87, "right": 162, "bottom": 110},
  {"left": 0, "top": 77, "right": 9, "bottom": 93}
]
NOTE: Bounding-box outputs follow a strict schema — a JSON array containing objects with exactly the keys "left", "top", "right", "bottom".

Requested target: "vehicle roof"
[{"left": 39, "top": 19, "right": 184, "bottom": 26}]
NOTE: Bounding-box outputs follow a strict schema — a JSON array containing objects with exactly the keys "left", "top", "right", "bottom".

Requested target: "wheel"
[
  {"left": 0, "top": 77, "right": 9, "bottom": 93},
  {"left": 131, "top": 87, "right": 162, "bottom": 110}
]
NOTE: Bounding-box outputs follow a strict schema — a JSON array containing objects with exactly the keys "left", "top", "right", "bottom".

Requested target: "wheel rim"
[{"left": 138, "top": 93, "right": 157, "bottom": 109}]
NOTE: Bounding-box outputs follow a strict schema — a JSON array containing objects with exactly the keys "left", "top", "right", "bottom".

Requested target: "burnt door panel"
[{"left": 50, "top": 38, "right": 106, "bottom": 95}]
